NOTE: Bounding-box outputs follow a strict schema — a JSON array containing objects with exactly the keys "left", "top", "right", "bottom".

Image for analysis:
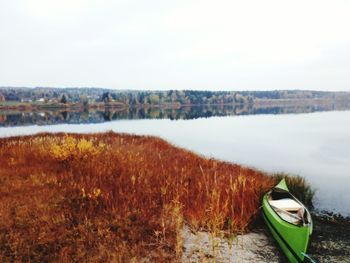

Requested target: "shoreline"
[
  {"left": 183, "top": 212, "right": 350, "bottom": 262},
  {"left": 307, "top": 213, "right": 350, "bottom": 262}
]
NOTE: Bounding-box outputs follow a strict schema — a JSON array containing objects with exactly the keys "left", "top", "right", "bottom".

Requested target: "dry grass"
[{"left": 0, "top": 132, "right": 274, "bottom": 262}]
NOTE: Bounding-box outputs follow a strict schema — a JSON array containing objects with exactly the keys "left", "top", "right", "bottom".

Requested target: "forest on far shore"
[{"left": 0, "top": 87, "right": 349, "bottom": 107}]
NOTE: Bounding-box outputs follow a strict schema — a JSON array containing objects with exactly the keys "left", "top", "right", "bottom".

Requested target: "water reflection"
[{"left": 1, "top": 101, "right": 350, "bottom": 127}]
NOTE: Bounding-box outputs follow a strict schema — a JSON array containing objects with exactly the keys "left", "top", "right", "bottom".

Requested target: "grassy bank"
[{"left": 0, "top": 133, "right": 318, "bottom": 262}]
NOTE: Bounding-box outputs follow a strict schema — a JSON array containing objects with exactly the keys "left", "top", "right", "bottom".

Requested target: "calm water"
[{"left": 1, "top": 106, "right": 350, "bottom": 216}]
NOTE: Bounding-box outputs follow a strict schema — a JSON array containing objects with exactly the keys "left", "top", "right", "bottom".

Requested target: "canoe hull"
[{"left": 262, "top": 187, "right": 312, "bottom": 263}]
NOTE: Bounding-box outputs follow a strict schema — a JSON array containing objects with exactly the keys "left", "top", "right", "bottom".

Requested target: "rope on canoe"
[{"left": 301, "top": 252, "right": 320, "bottom": 263}]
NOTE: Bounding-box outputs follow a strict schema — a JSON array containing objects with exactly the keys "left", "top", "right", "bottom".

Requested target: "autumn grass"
[{"left": 0, "top": 132, "right": 277, "bottom": 262}]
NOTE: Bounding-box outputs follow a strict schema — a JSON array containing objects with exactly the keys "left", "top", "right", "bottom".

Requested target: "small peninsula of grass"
[{"left": 0, "top": 133, "right": 313, "bottom": 262}]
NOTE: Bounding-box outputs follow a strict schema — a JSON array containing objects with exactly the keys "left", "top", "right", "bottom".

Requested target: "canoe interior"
[{"left": 268, "top": 188, "right": 312, "bottom": 226}]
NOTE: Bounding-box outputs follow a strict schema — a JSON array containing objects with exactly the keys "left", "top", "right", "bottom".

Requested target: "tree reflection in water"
[{"left": 0, "top": 102, "right": 350, "bottom": 127}]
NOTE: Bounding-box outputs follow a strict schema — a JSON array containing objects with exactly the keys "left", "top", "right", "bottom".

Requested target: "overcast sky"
[{"left": 0, "top": 0, "right": 349, "bottom": 91}]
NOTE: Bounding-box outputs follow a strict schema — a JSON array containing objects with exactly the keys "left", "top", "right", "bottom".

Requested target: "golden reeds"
[{"left": 0, "top": 132, "right": 275, "bottom": 262}]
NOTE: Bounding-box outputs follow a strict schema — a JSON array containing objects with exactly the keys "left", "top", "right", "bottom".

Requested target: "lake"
[{"left": 1, "top": 104, "right": 349, "bottom": 216}]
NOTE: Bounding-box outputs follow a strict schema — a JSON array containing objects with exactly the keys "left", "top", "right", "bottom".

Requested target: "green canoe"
[{"left": 262, "top": 179, "right": 313, "bottom": 263}]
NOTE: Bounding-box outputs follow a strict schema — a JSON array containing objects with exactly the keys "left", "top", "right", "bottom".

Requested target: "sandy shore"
[
  {"left": 182, "top": 225, "right": 282, "bottom": 263},
  {"left": 182, "top": 214, "right": 350, "bottom": 263}
]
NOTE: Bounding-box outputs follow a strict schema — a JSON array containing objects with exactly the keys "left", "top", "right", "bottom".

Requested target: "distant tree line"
[
  {"left": 99, "top": 90, "right": 252, "bottom": 105},
  {"left": 0, "top": 87, "right": 349, "bottom": 106}
]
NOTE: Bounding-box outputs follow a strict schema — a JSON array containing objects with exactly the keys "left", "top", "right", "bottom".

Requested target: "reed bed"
[{"left": 0, "top": 132, "right": 275, "bottom": 262}]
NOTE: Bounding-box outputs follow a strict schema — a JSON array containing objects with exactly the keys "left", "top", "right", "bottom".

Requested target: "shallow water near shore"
[{"left": 1, "top": 107, "right": 350, "bottom": 217}]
